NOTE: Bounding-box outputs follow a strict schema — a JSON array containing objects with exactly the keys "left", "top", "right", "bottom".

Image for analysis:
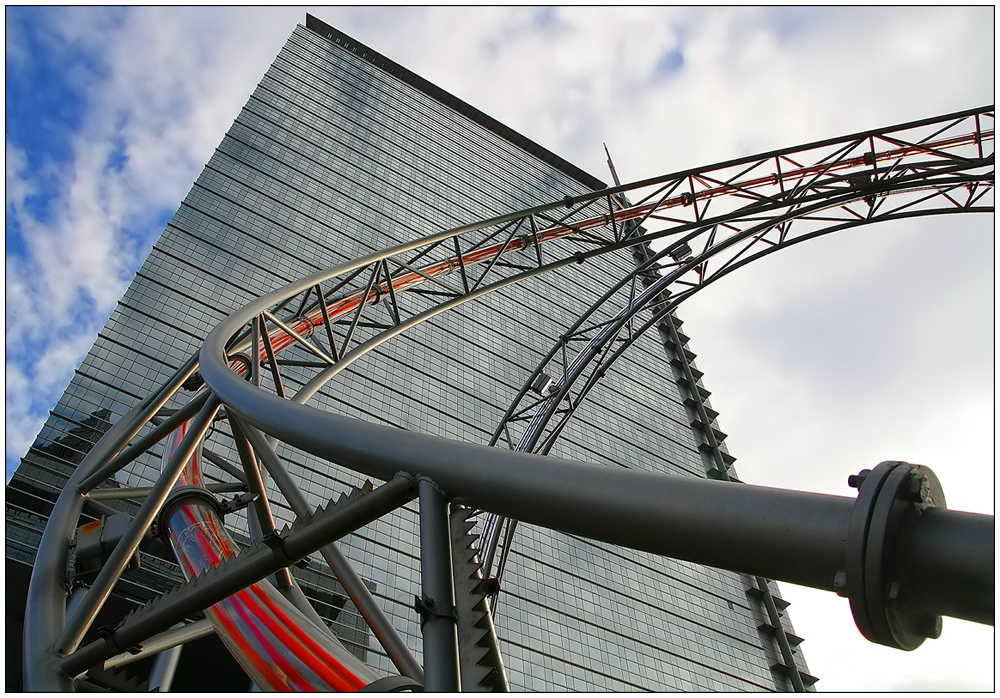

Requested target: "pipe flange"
[
  {"left": 154, "top": 485, "right": 224, "bottom": 539},
  {"left": 845, "top": 461, "right": 897, "bottom": 636},
  {"left": 846, "top": 461, "right": 947, "bottom": 649},
  {"left": 226, "top": 353, "right": 253, "bottom": 381}
]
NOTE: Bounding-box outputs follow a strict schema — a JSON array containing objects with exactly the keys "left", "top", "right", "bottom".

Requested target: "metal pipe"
[
  {"left": 640, "top": 254, "right": 806, "bottom": 686},
  {"left": 900, "top": 507, "right": 994, "bottom": 625},
  {"left": 146, "top": 411, "right": 251, "bottom": 487},
  {"left": 147, "top": 628, "right": 184, "bottom": 692},
  {"left": 78, "top": 390, "right": 211, "bottom": 494},
  {"left": 26, "top": 108, "right": 991, "bottom": 689},
  {"left": 638, "top": 234, "right": 806, "bottom": 688},
  {"left": 251, "top": 314, "right": 261, "bottom": 387},
  {"left": 214, "top": 389, "right": 852, "bottom": 588},
  {"left": 262, "top": 309, "right": 336, "bottom": 365},
  {"left": 419, "top": 480, "right": 460, "bottom": 692},
  {"left": 65, "top": 586, "right": 90, "bottom": 625},
  {"left": 387, "top": 254, "right": 463, "bottom": 295},
  {"left": 229, "top": 414, "right": 279, "bottom": 538},
  {"left": 200, "top": 447, "right": 249, "bottom": 484},
  {"left": 87, "top": 482, "right": 245, "bottom": 501},
  {"left": 228, "top": 414, "right": 334, "bottom": 632},
  {"left": 234, "top": 414, "right": 424, "bottom": 682},
  {"left": 103, "top": 619, "right": 215, "bottom": 670},
  {"left": 202, "top": 371, "right": 993, "bottom": 623}
]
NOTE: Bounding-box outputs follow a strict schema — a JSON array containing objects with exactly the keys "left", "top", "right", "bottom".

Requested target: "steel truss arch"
[
  {"left": 25, "top": 106, "right": 994, "bottom": 692},
  {"left": 477, "top": 198, "right": 990, "bottom": 616}
]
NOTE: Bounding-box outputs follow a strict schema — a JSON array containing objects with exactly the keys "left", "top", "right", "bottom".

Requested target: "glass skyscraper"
[{"left": 7, "top": 15, "right": 812, "bottom": 691}]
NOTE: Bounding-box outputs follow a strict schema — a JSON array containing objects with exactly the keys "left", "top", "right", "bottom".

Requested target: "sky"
[{"left": 4, "top": 5, "right": 994, "bottom": 692}]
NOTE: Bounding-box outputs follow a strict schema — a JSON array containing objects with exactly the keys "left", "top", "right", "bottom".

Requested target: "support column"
[
  {"left": 418, "top": 479, "right": 460, "bottom": 692},
  {"left": 147, "top": 627, "right": 184, "bottom": 692}
]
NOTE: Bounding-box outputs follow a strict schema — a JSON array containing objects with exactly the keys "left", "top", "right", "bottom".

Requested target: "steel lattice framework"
[{"left": 24, "top": 106, "right": 995, "bottom": 692}]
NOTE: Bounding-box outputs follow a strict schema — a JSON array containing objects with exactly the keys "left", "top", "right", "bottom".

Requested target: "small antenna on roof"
[
  {"left": 603, "top": 142, "right": 623, "bottom": 188},
  {"left": 604, "top": 142, "right": 633, "bottom": 212}
]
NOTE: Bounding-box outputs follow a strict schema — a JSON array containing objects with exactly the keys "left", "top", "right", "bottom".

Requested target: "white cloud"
[
  {"left": 5, "top": 141, "right": 34, "bottom": 216},
  {"left": 4, "top": 362, "right": 44, "bottom": 467},
  {"left": 4, "top": 7, "right": 303, "bottom": 471},
  {"left": 4, "top": 5, "right": 993, "bottom": 691},
  {"left": 781, "top": 584, "right": 996, "bottom": 692},
  {"left": 390, "top": 7, "right": 990, "bottom": 689}
]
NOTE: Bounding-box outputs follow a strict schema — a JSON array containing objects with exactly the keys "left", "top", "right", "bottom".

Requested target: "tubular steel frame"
[{"left": 24, "top": 106, "right": 995, "bottom": 692}]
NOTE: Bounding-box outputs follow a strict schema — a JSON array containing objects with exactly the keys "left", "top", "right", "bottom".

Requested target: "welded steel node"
[{"left": 845, "top": 461, "right": 947, "bottom": 650}]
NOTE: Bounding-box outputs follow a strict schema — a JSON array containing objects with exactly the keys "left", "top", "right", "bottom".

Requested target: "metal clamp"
[
  {"left": 413, "top": 593, "right": 457, "bottom": 628},
  {"left": 359, "top": 675, "right": 424, "bottom": 692},
  {"left": 217, "top": 491, "right": 258, "bottom": 516},
  {"left": 844, "top": 461, "right": 947, "bottom": 649},
  {"left": 153, "top": 486, "right": 224, "bottom": 539},
  {"left": 224, "top": 353, "right": 253, "bottom": 381},
  {"left": 256, "top": 530, "right": 309, "bottom": 570}
]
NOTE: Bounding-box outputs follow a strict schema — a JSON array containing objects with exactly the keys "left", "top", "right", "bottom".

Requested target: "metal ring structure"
[{"left": 25, "top": 106, "right": 994, "bottom": 691}]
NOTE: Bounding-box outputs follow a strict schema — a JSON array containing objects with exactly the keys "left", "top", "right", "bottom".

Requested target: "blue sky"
[{"left": 4, "top": 5, "right": 994, "bottom": 691}]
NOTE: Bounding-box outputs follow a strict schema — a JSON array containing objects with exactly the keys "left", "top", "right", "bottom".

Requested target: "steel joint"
[{"left": 845, "top": 461, "right": 947, "bottom": 649}]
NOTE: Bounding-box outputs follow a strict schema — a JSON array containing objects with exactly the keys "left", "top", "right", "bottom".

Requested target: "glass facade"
[{"left": 6, "top": 15, "right": 812, "bottom": 691}]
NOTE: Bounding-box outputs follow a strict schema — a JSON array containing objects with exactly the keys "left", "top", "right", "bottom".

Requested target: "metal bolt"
[
  {"left": 919, "top": 615, "right": 943, "bottom": 640},
  {"left": 906, "top": 474, "right": 930, "bottom": 503},
  {"left": 848, "top": 469, "right": 871, "bottom": 489},
  {"left": 833, "top": 570, "right": 848, "bottom": 596}
]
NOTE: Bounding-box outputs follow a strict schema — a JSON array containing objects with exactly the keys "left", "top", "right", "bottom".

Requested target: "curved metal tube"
[
  {"left": 24, "top": 355, "right": 200, "bottom": 691},
  {"left": 199, "top": 144, "right": 992, "bottom": 640},
  {"left": 159, "top": 406, "right": 377, "bottom": 691},
  {"left": 188, "top": 353, "right": 1000, "bottom": 625}
]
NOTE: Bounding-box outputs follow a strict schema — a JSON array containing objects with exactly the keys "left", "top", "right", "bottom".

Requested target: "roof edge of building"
[{"left": 304, "top": 13, "right": 608, "bottom": 193}]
